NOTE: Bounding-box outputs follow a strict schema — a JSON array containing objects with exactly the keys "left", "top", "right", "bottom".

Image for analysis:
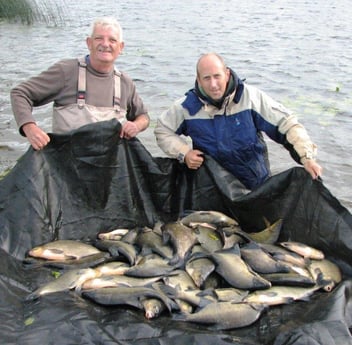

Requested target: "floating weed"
[
  {"left": 24, "top": 316, "right": 35, "bottom": 326},
  {"left": 51, "top": 270, "right": 61, "bottom": 279}
]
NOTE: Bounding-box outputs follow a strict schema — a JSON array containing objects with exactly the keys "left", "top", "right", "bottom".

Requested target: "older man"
[{"left": 11, "top": 17, "right": 149, "bottom": 150}]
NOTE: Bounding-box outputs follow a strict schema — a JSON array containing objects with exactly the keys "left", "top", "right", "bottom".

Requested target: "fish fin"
[
  {"left": 157, "top": 283, "right": 178, "bottom": 299},
  {"left": 196, "top": 288, "right": 216, "bottom": 298},
  {"left": 263, "top": 217, "right": 270, "bottom": 228},
  {"left": 304, "top": 257, "right": 311, "bottom": 266},
  {"left": 284, "top": 297, "right": 295, "bottom": 304},
  {"left": 168, "top": 255, "right": 185, "bottom": 269},
  {"left": 140, "top": 246, "right": 153, "bottom": 257},
  {"left": 171, "top": 313, "right": 186, "bottom": 321},
  {"left": 22, "top": 257, "right": 47, "bottom": 269}
]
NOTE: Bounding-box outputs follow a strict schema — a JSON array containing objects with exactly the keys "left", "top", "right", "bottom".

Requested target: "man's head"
[
  {"left": 86, "top": 17, "right": 125, "bottom": 72},
  {"left": 196, "top": 53, "right": 230, "bottom": 101}
]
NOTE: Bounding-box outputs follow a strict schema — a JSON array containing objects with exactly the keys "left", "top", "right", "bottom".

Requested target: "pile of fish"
[{"left": 24, "top": 210, "right": 342, "bottom": 330}]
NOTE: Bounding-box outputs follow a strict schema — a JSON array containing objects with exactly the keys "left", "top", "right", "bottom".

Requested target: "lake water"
[{"left": 0, "top": 0, "right": 351, "bottom": 210}]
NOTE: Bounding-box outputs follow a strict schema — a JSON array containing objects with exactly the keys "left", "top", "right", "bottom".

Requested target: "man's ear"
[
  {"left": 86, "top": 37, "right": 92, "bottom": 51},
  {"left": 226, "top": 67, "right": 231, "bottom": 81}
]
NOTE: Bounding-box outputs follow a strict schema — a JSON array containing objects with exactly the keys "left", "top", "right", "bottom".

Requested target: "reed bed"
[{"left": 0, "top": 0, "right": 66, "bottom": 25}]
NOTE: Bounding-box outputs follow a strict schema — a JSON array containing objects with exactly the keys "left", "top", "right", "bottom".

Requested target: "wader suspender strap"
[{"left": 77, "top": 58, "right": 121, "bottom": 111}]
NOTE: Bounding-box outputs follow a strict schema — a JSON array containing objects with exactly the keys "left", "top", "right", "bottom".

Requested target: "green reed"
[{"left": 0, "top": 0, "right": 66, "bottom": 25}]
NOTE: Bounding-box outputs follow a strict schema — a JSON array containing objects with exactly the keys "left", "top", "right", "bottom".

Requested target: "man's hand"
[
  {"left": 303, "top": 159, "right": 323, "bottom": 180},
  {"left": 184, "top": 149, "right": 204, "bottom": 170},
  {"left": 22, "top": 123, "right": 50, "bottom": 150},
  {"left": 120, "top": 114, "right": 150, "bottom": 139},
  {"left": 120, "top": 121, "right": 140, "bottom": 139}
]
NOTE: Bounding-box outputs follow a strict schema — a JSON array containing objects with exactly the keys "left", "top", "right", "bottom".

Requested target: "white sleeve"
[{"left": 154, "top": 98, "right": 192, "bottom": 159}]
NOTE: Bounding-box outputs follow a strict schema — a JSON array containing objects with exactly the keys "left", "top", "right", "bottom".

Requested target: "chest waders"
[{"left": 52, "top": 58, "right": 126, "bottom": 133}]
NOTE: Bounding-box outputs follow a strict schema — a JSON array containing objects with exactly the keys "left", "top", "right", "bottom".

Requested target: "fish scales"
[
  {"left": 210, "top": 246, "right": 271, "bottom": 290},
  {"left": 180, "top": 210, "right": 239, "bottom": 228},
  {"left": 28, "top": 240, "right": 102, "bottom": 261},
  {"left": 162, "top": 222, "right": 198, "bottom": 266},
  {"left": 173, "top": 301, "right": 265, "bottom": 330}
]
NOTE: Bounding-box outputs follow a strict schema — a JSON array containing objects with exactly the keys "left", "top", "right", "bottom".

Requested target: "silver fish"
[
  {"left": 213, "top": 287, "right": 249, "bottom": 303},
  {"left": 308, "top": 258, "right": 342, "bottom": 291},
  {"left": 173, "top": 301, "right": 265, "bottom": 330},
  {"left": 95, "top": 239, "right": 137, "bottom": 265},
  {"left": 216, "top": 226, "right": 250, "bottom": 249},
  {"left": 80, "top": 275, "right": 161, "bottom": 290},
  {"left": 244, "top": 290, "right": 295, "bottom": 306},
  {"left": 244, "top": 284, "right": 322, "bottom": 304},
  {"left": 180, "top": 210, "right": 239, "bottom": 228},
  {"left": 159, "top": 284, "right": 216, "bottom": 308},
  {"left": 279, "top": 241, "right": 325, "bottom": 260},
  {"left": 26, "top": 268, "right": 97, "bottom": 300},
  {"left": 94, "top": 261, "right": 130, "bottom": 276},
  {"left": 134, "top": 227, "right": 173, "bottom": 259},
  {"left": 124, "top": 253, "right": 176, "bottom": 278},
  {"left": 240, "top": 241, "right": 291, "bottom": 274},
  {"left": 162, "top": 222, "right": 198, "bottom": 266},
  {"left": 209, "top": 245, "right": 271, "bottom": 290},
  {"left": 120, "top": 227, "right": 141, "bottom": 244},
  {"left": 261, "top": 272, "right": 316, "bottom": 287},
  {"left": 185, "top": 255, "right": 216, "bottom": 288},
  {"left": 97, "top": 228, "right": 130, "bottom": 241},
  {"left": 191, "top": 224, "right": 223, "bottom": 253},
  {"left": 163, "top": 269, "right": 197, "bottom": 312},
  {"left": 260, "top": 243, "right": 309, "bottom": 268},
  {"left": 163, "top": 269, "right": 197, "bottom": 291},
  {"left": 82, "top": 286, "right": 175, "bottom": 313},
  {"left": 141, "top": 297, "right": 167, "bottom": 319},
  {"left": 28, "top": 240, "right": 102, "bottom": 261}
]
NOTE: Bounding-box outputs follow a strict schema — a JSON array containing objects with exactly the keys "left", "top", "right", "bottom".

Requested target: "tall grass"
[{"left": 0, "top": 0, "right": 66, "bottom": 25}]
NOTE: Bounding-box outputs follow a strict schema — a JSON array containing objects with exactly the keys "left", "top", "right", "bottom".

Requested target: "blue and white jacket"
[{"left": 154, "top": 69, "right": 317, "bottom": 189}]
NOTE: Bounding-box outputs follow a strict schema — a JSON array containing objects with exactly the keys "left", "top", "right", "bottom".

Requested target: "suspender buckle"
[{"left": 77, "top": 91, "right": 86, "bottom": 100}]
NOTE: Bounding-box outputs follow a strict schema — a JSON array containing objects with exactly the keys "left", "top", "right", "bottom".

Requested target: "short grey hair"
[{"left": 90, "top": 17, "right": 124, "bottom": 42}]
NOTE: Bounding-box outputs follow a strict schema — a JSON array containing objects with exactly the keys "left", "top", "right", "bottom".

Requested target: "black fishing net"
[{"left": 0, "top": 119, "right": 351, "bottom": 345}]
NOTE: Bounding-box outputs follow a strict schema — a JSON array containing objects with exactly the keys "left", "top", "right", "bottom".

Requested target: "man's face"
[
  {"left": 197, "top": 56, "right": 230, "bottom": 101},
  {"left": 86, "top": 24, "right": 124, "bottom": 69}
]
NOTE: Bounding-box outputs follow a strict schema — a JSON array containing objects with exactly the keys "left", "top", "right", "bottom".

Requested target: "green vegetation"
[{"left": 0, "top": 0, "right": 66, "bottom": 25}]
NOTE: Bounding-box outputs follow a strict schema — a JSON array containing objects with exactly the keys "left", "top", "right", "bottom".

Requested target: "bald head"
[
  {"left": 196, "top": 53, "right": 230, "bottom": 101},
  {"left": 196, "top": 53, "right": 227, "bottom": 76}
]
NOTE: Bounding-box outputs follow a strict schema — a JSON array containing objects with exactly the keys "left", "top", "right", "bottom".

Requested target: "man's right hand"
[
  {"left": 184, "top": 149, "right": 204, "bottom": 170},
  {"left": 22, "top": 123, "right": 50, "bottom": 150}
]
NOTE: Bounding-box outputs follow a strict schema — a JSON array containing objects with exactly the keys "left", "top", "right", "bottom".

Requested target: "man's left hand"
[
  {"left": 303, "top": 159, "right": 323, "bottom": 180},
  {"left": 120, "top": 121, "right": 140, "bottom": 139}
]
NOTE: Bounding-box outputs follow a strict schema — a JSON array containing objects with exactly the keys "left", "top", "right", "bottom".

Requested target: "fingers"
[
  {"left": 120, "top": 121, "right": 139, "bottom": 139},
  {"left": 304, "top": 160, "right": 323, "bottom": 180},
  {"left": 185, "top": 150, "right": 204, "bottom": 169},
  {"left": 23, "top": 125, "right": 50, "bottom": 150}
]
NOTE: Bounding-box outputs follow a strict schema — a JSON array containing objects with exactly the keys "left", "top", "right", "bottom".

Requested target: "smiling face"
[
  {"left": 86, "top": 23, "right": 124, "bottom": 73},
  {"left": 196, "top": 54, "right": 230, "bottom": 101}
]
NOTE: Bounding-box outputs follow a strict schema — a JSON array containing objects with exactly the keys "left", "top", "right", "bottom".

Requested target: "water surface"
[{"left": 0, "top": 0, "right": 351, "bottom": 209}]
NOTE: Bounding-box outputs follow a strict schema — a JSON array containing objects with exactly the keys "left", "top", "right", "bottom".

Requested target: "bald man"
[{"left": 154, "top": 53, "right": 322, "bottom": 189}]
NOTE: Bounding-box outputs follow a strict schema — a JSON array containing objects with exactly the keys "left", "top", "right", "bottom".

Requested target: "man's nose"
[{"left": 210, "top": 77, "right": 217, "bottom": 87}]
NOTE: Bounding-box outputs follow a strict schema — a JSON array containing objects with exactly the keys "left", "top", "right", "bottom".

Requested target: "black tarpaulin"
[{"left": 0, "top": 119, "right": 351, "bottom": 345}]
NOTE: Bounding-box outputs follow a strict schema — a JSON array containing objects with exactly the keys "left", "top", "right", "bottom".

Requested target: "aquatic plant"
[{"left": 0, "top": 0, "right": 66, "bottom": 25}]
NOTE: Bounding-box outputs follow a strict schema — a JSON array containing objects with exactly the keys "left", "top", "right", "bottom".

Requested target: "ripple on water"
[{"left": 0, "top": 0, "right": 351, "bottom": 203}]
